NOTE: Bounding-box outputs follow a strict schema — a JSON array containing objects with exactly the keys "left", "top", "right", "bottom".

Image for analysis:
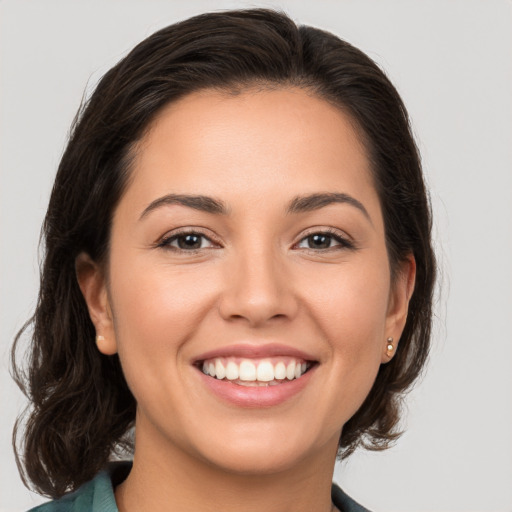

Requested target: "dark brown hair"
[{"left": 12, "top": 8, "right": 436, "bottom": 498}]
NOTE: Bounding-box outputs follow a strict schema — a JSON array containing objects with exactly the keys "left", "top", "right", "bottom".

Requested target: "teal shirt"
[{"left": 29, "top": 462, "right": 371, "bottom": 512}]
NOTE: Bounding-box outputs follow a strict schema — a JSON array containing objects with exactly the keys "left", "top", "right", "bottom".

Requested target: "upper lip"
[{"left": 193, "top": 343, "right": 317, "bottom": 363}]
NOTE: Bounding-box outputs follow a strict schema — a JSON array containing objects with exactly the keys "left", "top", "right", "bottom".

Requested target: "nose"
[{"left": 218, "top": 245, "right": 298, "bottom": 327}]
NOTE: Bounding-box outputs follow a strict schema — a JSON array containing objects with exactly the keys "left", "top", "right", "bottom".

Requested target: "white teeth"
[
  {"left": 215, "top": 359, "right": 226, "bottom": 380},
  {"left": 225, "top": 361, "right": 239, "bottom": 380},
  {"left": 256, "top": 361, "right": 274, "bottom": 382},
  {"left": 286, "top": 362, "right": 296, "bottom": 380},
  {"left": 201, "top": 357, "right": 310, "bottom": 383},
  {"left": 239, "top": 360, "right": 257, "bottom": 381},
  {"left": 274, "top": 362, "right": 286, "bottom": 380}
]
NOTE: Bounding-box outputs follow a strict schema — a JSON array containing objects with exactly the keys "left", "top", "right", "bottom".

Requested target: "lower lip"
[{"left": 196, "top": 365, "right": 316, "bottom": 408}]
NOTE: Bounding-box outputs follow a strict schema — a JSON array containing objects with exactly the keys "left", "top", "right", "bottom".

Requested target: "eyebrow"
[
  {"left": 139, "top": 191, "right": 371, "bottom": 223},
  {"left": 139, "top": 194, "right": 229, "bottom": 219},
  {"left": 287, "top": 192, "right": 372, "bottom": 222}
]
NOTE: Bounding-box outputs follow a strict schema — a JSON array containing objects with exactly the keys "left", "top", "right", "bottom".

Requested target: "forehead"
[{"left": 120, "top": 87, "right": 380, "bottom": 221}]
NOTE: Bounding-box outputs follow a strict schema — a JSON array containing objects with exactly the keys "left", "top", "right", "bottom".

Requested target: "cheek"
[
  {"left": 111, "top": 253, "right": 218, "bottom": 332},
  {"left": 305, "top": 259, "right": 391, "bottom": 343},
  {"left": 107, "top": 255, "right": 221, "bottom": 392},
  {"left": 299, "top": 258, "right": 390, "bottom": 400}
]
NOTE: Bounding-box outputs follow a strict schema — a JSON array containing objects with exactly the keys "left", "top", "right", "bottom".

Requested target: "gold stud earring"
[
  {"left": 386, "top": 337, "right": 394, "bottom": 353},
  {"left": 96, "top": 335, "right": 105, "bottom": 344}
]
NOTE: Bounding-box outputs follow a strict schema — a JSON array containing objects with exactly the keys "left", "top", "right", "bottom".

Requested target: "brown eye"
[
  {"left": 305, "top": 234, "right": 332, "bottom": 249},
  {"left": 296, "top": 231, "right": 353, "bottom": 251},
  {"left": 159, "top": 232, "right": 217, "bottom": 251},
  {"left": 176, "top": 234, "right": 203, "bottom": 249}
]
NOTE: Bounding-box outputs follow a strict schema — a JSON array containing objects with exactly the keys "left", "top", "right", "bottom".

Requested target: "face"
[{"left": 79, "top": 87, "right": 413, "bottom": 476}]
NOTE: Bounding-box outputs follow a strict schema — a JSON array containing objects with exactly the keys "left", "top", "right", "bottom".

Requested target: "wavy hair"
[{"left": 12, "top": 8, "right": 436, "bottom": 498}]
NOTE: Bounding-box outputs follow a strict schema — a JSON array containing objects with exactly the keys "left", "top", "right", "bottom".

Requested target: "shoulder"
[
  {"left": 27, "top": 477, "right": 98, "bottom": 512},
  {"left": 332, "top": 483, "right": 372, "bottom": 512},
  {"left": 27, "top": 462, "right": 131, "bottom": 512}
]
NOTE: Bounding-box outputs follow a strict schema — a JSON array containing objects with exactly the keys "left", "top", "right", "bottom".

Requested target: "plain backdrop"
[{"left": 1, "top": 1, "right": 511, "bottom": 511}]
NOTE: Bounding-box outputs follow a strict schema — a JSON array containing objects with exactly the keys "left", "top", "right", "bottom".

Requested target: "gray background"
[{"left": 1, "top": 1, "right": 511, "bottom": 511}]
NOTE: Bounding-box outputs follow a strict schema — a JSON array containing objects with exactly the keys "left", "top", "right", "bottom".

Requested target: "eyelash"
[
  {"left": 294, "top": 228, "right": 355, "bottom": 252},
  {"left": 156, "top": 228, "right": 355, "bottom": 254},
  {"left": 156, "top": 229, "right": 219, "bottom": 253}
]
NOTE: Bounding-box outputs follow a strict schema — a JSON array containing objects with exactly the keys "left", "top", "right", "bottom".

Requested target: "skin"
[{"left": 77, "top": 87, "right": 415, "bottom": 512}]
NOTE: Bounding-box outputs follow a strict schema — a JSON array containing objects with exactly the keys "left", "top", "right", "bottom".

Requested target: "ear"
[
  {"left": 382, "top": 254, "right": 416, "bottom": 363},
  {"left": 75, "top": 252, "right": 118, "bottom": 355}
]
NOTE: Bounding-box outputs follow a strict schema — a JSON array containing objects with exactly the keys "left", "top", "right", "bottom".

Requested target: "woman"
[{"left": 12, "top": 9, "right": 435, "bottom": 512}]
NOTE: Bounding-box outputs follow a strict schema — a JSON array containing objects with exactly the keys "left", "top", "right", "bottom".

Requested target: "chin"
[
  {"left": 200, "top": 442, "right": 310, "bottom": 476},
  {"left": 186, "top": 421, "right": 337, "bottom": 477}
]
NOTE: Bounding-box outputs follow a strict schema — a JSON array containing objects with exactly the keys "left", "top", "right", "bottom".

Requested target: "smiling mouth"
[{"left": 198, "top": 357, "right": 315, "bottom": 387}]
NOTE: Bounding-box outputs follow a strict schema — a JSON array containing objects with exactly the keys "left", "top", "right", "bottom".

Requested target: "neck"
[{"left": 115, "top": 417, "right": 339, "bottom": 512}]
